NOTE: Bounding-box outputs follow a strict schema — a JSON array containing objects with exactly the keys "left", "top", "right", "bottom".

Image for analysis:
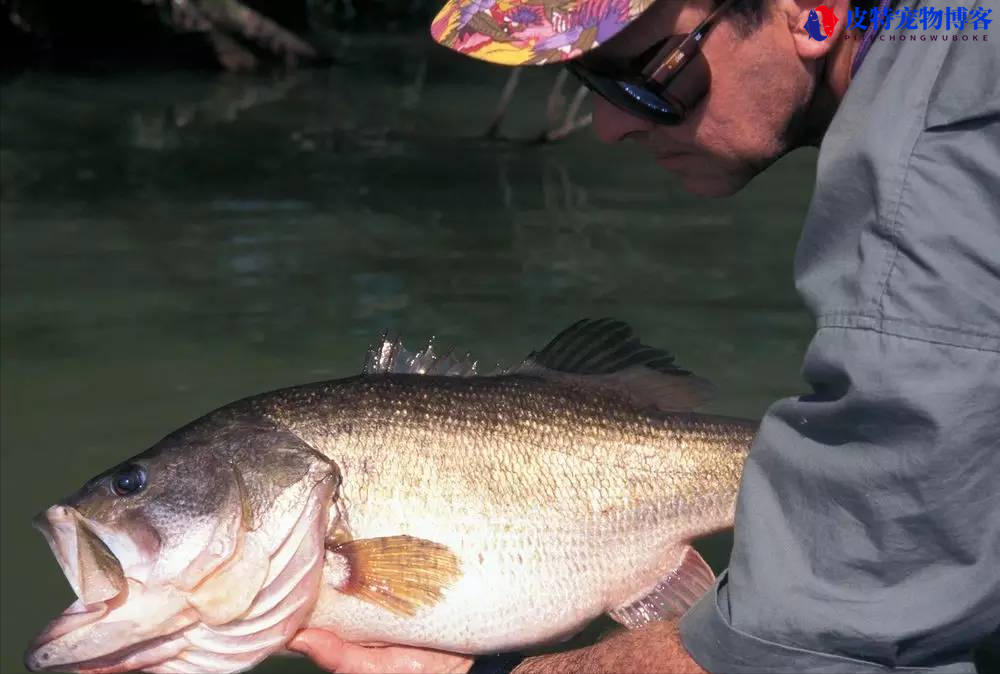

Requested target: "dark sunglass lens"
[
  {"left": 568, "top": 65, "right": 681, "bottom": 125},
  {"left": 616, "top": 82, "right": 679, "bottom": 120}
]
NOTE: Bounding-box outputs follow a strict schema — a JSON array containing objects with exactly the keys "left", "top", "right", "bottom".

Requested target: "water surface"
[{"left": 1, "top": 36, "right": 818, "bottom": 673}]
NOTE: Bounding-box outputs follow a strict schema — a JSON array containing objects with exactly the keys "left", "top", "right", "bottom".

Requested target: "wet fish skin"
[
  {"left": 256, "top": 372, "right": 755, "bottom": 651},
  {"left": 272, "top": 373, "right": 751, "bottom": 531},
  {"left": 25, "top": 319, "right": 757, "bottom": 674}
]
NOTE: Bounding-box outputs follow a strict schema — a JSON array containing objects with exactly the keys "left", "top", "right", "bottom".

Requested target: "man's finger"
[
  {"left": 288, "top": 628, "right": 428, "bottom": 674},
  {"left": 289, "top": 628, "right": 474, "bottom": 674},
  {"left": 288, "top": 629, "right": 347, "bottom": 672}
]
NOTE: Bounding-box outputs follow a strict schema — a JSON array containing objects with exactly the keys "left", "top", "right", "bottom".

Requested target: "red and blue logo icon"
[{"left": 805, "top": 5, "right": 840, "bottom": 40}]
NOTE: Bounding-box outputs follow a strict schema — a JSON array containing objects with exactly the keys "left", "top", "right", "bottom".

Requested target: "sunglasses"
[{"left": 566, "top": 0, "right": 738, "bottom": 125}]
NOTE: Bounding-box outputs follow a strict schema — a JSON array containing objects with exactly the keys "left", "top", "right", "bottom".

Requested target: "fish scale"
[
  {"left": 262, "top": 373, "right": 755, "bottom": 651},
  {"left": 26, "top": 319, "right": 758, "bottom": 673}
]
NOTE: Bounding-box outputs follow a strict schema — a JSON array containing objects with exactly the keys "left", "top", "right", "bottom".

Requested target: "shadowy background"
[{"left": 6, "top": 2, "right": 990, "bottom": 673}]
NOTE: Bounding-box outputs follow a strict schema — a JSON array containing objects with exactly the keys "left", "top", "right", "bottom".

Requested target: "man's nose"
[{"left": 592, "top": 96, "right": 656, "bottom": 144}]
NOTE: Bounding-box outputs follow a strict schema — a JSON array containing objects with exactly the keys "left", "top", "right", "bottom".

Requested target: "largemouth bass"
[{"left": 25, "top": 319, "right": 756, "bottom": 673}]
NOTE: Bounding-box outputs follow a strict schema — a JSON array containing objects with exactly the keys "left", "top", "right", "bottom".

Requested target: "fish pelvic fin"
[
  {"left": 325, "top": 535, "right": 462, "bottom": 617},
  {"left": 608, "top": 545, "right": 716, "bottom": 629},
  {"left": 510, "top": 318, "right": 714, "bottom": 412}
]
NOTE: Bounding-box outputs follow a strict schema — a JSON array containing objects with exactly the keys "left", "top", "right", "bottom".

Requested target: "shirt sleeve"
[
  {"left": 679, "top": 0, "right": 1000, "bottom": 669},
  {"left": 680, "top": 327, "right": 1000, "bottom": 673}
]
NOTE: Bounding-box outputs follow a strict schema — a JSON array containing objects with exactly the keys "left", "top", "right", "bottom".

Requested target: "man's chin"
[
  {"left": 678, "top": 173, "right": 748, "bottom": 198},
  {"left": 656, "top": 155, "right": 753, "bottom": 198}
]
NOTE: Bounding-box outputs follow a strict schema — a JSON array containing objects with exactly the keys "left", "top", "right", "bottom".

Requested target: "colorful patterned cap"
[{"left": 430, "top": 0, "right": 658, "bottom": 66}]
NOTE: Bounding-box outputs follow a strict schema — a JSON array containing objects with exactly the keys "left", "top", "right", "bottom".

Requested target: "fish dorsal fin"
[
  {"left": 363, "top": 332, "right": 479, "bottom": 377},
  {"left": 509, "top": 318, "right": 714, "bottom": 412}
]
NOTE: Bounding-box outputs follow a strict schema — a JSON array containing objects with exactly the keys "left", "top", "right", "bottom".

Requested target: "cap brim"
[{"left": 430, "top": 0, "right": 656, "bottom": 66}]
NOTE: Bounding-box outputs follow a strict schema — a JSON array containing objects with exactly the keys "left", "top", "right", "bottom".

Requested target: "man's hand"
[
  {"left": 290, "top": 619, "right": 705, "bottom": 674},
  {"left": 288, "top": 629, "right": 474, "bottom": 674},
  {"left": 514, "top": 620, "right": 706, "bottom": 674}
]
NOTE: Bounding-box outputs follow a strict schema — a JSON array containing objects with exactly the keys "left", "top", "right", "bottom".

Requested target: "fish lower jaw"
[
  {"left": 25, "top": 579, "right": 321, "bottom": 674},
  {"left": 24, "top": 603, "right": 106, "bottom": 672},
  {"left": 24, "top": 601, "right": 199, "bottom": 674},
  {"left": 25, "top": 540, "right": 324, "bottom": 674}
]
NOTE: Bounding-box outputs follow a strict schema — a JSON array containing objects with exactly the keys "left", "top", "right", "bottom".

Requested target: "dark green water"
[{"left": 0, "top": 37, "right": 817, "bottom": 673}]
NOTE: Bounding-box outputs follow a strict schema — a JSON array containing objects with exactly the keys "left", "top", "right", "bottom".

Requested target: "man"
[{"left": 290, "top": 0, "right": 1000, "bottom": 671}]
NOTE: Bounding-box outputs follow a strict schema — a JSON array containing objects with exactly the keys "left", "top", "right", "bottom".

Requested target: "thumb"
[{"left": 289, "top": 629, "right": 347, "bottom": 672}]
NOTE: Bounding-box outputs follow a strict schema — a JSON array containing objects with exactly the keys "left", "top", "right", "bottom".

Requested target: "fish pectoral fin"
[
  {"left": 509, "top": 318, "right": 714, "bottom": 412},
  {"left": 326, "top": 535, "right": 462, "bottom": 617},
  {"left": 608, "top": 545, "right": 716, "bottom": 629}
]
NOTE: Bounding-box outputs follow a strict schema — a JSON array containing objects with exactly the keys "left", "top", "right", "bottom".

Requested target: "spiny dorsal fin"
[
  {"left": 510, "top": 318, "right": 714, "bottom": 412},
  {"left": 363, "top": 332, "right": 478, "bottom": 377},
  {"left": 361, "top": 320, "right": 712, "bottom": 412}
]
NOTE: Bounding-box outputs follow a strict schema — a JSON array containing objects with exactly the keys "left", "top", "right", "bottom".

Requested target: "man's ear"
[{"left": 781, "top": 0, "right": 854, "bottom": 60}]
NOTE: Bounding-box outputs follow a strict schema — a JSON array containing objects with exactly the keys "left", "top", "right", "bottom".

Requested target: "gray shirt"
[{"left": 679, "top": 0, "right": 1000, "bottom": 671}]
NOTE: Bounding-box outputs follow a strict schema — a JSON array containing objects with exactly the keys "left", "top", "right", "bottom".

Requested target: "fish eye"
[{"left": 110, "top": 463, "right": 147, "bottom": 497}]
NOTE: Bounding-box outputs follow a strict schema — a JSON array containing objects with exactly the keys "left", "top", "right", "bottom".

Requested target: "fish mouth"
[
  {"left": 25, "top": 506, "right": 195, "bottom": 673},
  {"left": 26, "top": 506, "right": 127, "bottom": 672},
  {"left": 32, "top": 506, "right": 128, "bottom": 608}
]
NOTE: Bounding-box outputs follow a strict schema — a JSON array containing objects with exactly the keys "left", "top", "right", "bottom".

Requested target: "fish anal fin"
[
  {"left": 511, "top": 318, "right": 714, "bottom": 412},
  {"left": 326, "top": 535, "right": 462, "bottom": 617},
  {"left": 608, "top": 545, "right": 716, "bottom": 629}
]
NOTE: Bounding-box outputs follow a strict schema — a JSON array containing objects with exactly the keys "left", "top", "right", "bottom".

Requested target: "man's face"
[{"left": 587, "top": 0, "right": 819, "bottom": 197}]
